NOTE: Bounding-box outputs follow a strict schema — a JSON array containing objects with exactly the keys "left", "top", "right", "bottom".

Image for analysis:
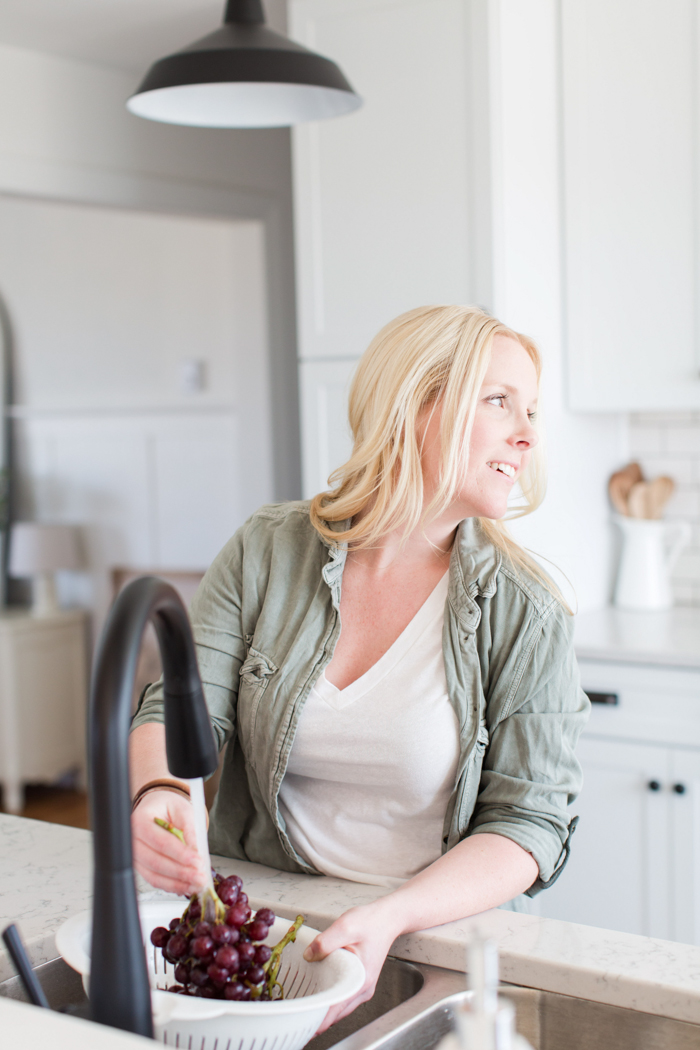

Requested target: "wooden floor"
[{"left": 2, "top": 785, "right": 90, "bottom": 830}]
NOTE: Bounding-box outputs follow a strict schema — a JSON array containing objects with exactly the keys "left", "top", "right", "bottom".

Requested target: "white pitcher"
[{"left": 613, "top": 515, "right": 690, "bottom": 610}]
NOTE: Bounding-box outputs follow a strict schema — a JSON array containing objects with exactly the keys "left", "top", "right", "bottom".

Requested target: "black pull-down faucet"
[{"left": 88, "top": 576, "right": 218, "bottom": 1037}]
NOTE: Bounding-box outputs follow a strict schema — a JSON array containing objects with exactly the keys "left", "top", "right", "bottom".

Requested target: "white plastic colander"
[{"left": 56, "top": 900, "right": 365, "bottom": 1050}]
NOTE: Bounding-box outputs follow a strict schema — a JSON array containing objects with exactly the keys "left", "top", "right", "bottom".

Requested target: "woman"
[{"left": 130, "top": 305, "right": 588, "bottom": 1030}]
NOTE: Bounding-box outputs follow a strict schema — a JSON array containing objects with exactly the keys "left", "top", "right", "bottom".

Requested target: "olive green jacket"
[{"left": 133, "top": 501, "right": 589, "bottom": 895}]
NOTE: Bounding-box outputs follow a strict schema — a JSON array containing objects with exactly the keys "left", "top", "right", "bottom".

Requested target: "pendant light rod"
[{"left": 225, "top": 0, "right": 265, "bottom": 24}]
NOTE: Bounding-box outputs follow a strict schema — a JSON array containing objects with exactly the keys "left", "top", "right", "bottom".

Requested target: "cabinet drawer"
[{"left": 578, "top": 659, "right": 700, "bottom": 747}]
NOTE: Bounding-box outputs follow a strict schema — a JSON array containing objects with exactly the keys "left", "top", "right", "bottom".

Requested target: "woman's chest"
[
  {"left": 286, "top": 649, "right": 460, "bottom": 798},
  {"left": 326, "top": 562, "right": 450, "bottom": 689}
]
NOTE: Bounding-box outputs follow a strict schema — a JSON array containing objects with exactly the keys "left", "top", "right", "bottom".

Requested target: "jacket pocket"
[{"left": 237, "top": 648, "right": 277, "bottom": 767}]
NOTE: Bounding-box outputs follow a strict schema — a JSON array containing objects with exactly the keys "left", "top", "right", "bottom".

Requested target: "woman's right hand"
[{"left": 131, "top": 790, "right": 208, "bottom": 896}]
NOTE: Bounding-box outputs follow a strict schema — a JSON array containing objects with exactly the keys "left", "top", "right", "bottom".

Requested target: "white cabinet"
[
  {"left": 560, "top": 0, "right": 700, "bottom": 410},
  {"left": 290, "top": 0, "right": 478, "bottom": 363},
  {"left": 669, "top": 747, "right": 700, "bottom": 946},
  {"left": 542, "top": 736, "right": 668, "bottom": 938},
  {"left": 290, "top": 0, "right": 486, "bottom": 492},
  {"left": 0, "top": 610, "right": 88, "bottom": 814},
  {"left": 539, "top": 659, "right": 700, "bottom": 944}
]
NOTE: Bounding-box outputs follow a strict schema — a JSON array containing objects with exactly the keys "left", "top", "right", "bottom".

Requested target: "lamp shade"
[
  {"left": 126, "top": 0, "right": 362, "bottom": 128},
  {"left": 9, "top": 523, "right": 82, "bottom": 577}
]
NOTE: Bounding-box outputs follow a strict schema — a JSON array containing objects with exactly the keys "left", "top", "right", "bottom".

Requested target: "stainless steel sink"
[
  {"left": 310, "top": 963, "right": 700, "bottom": 1050},
  {"left": 305, "top": 956, "right": 430, "bottom": 1050},
  {"left": 2, "top": 953, "right": 699, "bottom": 1050},
  {"left": 0, "top": 955, "right": 86, "bottom": 1010}
]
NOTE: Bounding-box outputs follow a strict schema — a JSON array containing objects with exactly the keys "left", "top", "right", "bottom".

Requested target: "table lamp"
[{"left": 8, "top": 523, "right": 83, "bottom": 617}]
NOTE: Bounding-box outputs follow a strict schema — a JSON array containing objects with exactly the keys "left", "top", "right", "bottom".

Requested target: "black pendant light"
[{"left": 127, "top": 0, "right": 362, "bottom": 128}]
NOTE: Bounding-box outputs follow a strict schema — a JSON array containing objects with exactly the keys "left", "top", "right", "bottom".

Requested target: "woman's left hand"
[{"left": 303, "top": 898, "right": 401, "bottom": 1033}]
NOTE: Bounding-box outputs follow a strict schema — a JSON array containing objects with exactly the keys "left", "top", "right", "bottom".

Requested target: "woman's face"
[{"left": 421, "top": 334, "right": 539, "bottom": 521}]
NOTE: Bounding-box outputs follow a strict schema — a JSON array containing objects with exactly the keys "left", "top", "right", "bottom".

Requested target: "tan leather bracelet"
[{"left": 131, "top": 779, "right": 191, "bottom": 813}]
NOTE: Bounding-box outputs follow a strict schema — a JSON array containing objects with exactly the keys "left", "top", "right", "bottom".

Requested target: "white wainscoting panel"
[
  {"left": 16, "top": 411, "right": 242, "bottom": 633},
  {"left": 152, "top": 417, "right": 240, "bottom": 568},
  {"left": 299, "top": 359, "right": 357, "bottom": 499}
]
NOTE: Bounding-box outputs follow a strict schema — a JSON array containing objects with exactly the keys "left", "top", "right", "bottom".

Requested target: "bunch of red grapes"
[{"left": 150, "top": 872, "right": 277, "bottom": 1000}]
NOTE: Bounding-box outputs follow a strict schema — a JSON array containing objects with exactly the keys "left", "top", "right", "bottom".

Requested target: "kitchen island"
[{"left": 2, "top": 811, "right": 700, "bottom": 1041}]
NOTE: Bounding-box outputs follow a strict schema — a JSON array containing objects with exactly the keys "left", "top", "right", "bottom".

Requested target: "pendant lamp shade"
[{"left": 127, "top": 0, "right": 362, "bottom": 128}]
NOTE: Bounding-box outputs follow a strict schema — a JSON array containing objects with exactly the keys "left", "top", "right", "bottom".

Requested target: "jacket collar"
[{"left": 448, "top": 518, "right": 501, "bottom": 633}]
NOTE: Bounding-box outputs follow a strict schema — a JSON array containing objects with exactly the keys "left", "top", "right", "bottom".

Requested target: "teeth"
[{"left": 488, "top": 462, "right": 516, "bottom": 478}]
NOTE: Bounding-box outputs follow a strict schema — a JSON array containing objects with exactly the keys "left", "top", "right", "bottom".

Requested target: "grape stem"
[
  {"left": 263, "top": 915, "right": 305, "bottom": 999},
  {"left": 151, "top": 817, "right": 224, "bottom": 921},
  {"left": 201, "top": 885, "right": 226, "bottom": 924},
  {"left": 153, "top": 816, "right": 185, "bottom": 844}
]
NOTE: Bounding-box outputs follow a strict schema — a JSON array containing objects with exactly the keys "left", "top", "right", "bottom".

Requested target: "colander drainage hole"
[{"left": 284, "top": 968, "right": 302, "bottom": 999}]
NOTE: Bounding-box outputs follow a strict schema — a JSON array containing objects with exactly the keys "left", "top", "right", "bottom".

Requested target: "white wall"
[
  {"left": 0, "top": 197, "right": 265, "bottom": 413},
  {"left": 0, "top": 40, "right": 300, "bottom": 501},
  {"left": 2, "top": 195, "right": 273, "bottom": 628}
]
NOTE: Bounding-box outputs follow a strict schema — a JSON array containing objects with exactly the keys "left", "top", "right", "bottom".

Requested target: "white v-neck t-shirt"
[{"left": 278, "top": 572, "right": 460, "bottom": 888}]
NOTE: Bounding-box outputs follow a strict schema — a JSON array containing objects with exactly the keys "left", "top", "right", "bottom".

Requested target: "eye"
[
  {"left": 528, "top": 411, "right": 537, "bottom": 422},
  {"left": 486, "top": 394, "right": 506, "bottom": 408}
]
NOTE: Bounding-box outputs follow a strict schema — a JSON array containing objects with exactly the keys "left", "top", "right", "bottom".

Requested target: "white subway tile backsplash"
[
  {"left": 665, "top": 487, "right": 700, "bottom": 518},
  {"left": 630, "top": 412, "right": 700, "bottom": 607},
  {"left": 628, "top": 424, "right": 664, "bottom": 455},
  {"left": 665, "top": 426, "right": 700, "bottom": 455},
  {"left": 635, "top": 456, "right": 694, "bottom": 486},
  {"left": 672, "top": 548, "right": 700, "bottom": 582}
]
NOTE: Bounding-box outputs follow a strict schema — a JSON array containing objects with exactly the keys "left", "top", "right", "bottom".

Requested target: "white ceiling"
[{"left": 0, "top": 0, "right": 288, "bottom": 75}]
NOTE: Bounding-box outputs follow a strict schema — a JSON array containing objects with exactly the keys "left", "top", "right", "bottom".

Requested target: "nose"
[{"left": 512, "top": 413, "right": 538, "bottom": 450}]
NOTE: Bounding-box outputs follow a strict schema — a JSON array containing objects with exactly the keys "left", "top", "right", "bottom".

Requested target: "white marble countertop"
[
  {"left": 2, "top": 814, "right": 700, "bottom": 1027},
  {"left": 574, "top": 605, "right": 700, "bottom": 669}
]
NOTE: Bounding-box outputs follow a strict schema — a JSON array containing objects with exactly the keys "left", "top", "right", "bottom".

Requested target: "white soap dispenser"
[{"left": 436, "top": 937, "right": 533, "bottom": 1050}]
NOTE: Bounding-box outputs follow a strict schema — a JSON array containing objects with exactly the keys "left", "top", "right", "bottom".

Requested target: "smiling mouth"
[{"left": 487, "top": 461, "right": 516, "bottom": 479}]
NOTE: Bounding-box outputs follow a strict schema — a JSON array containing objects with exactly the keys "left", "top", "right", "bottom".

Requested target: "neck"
[{"left": 348, "top": 507, "right": 463, "bottom": 573}]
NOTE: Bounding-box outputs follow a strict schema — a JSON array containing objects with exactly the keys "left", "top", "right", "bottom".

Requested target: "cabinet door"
[
  {"left": 539, "top": 736, "right": 670, "bottom": 938},
  {"left": 290, "top": 0, "right": 477, "bottom": 363},
  {"left": 561, "top": 0, "right": 700, "bottom": 410},
  {"left": 670, "top": 748, "right": 700, "bottom": 946}
]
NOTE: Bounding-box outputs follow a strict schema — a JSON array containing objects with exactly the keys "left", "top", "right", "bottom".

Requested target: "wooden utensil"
[
  {"left": 626, "top": 476, "right": 675, "bottom": 519},
  {"left": 608, "top": 462, "right": 644, "bottom": 515},
  {"left": 627, "top": 480, "right": 650, "bottom": 518},
  {"left": 646, "top": 475, "right": 674, "bottom": 519}
]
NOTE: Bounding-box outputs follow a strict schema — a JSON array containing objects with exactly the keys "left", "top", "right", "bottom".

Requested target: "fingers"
[
  {"left": 315, "top": 987, "right": 375, "bottom": 1033},
  {"left": 132, "top": 837, "right": 202, "bottom": 896},
  {"left": 304, "top": 903, "right": 397, "bottom": 1036},
  {"left": 303, "top": 935, "right": 327, "bottom": 962},
  {"left": 303, "top": 916, "right": 355, "bottom": 962},
  {"left": 131, "top": 790, "right": 207, "bottom": 893}
]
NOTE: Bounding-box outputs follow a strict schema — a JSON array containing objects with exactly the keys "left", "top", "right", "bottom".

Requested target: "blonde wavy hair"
[{"left": 310, "top": 304, "right": 564, "bottom": 604}]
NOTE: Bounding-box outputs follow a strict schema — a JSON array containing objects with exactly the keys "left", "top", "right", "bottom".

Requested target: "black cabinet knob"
[
  {"left": 647, "top": 780, "right": 661, "bottom": 792},
  {"left": 673, "top": 783, "right": 687, "bottom": 795}
]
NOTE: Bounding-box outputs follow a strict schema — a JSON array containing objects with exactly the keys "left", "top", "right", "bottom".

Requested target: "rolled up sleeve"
[
  {"left": 131, "top": 528, "right": 248, "bottom": 753},
  {"left": 468, "top": 606, "right": 590, "bottom": 890}
]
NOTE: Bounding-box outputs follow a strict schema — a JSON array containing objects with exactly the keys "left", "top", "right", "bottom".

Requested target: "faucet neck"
[{"left": 88, "top": 576, "right": 218, "bottom": 1036}]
